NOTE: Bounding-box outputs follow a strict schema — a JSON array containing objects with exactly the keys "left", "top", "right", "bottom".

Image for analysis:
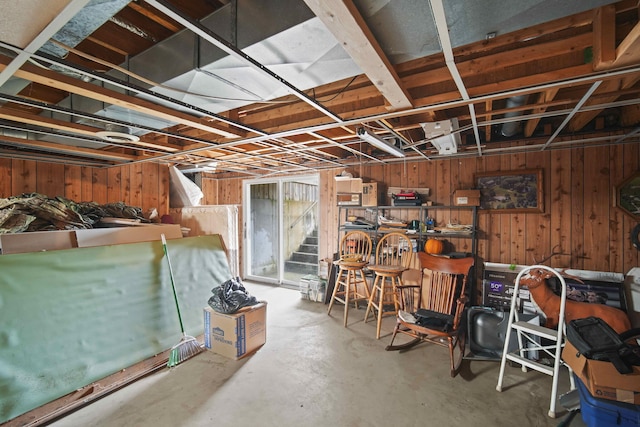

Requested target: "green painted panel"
[{"left": 0, "top": 235, "right": 232, "bottom": 423}]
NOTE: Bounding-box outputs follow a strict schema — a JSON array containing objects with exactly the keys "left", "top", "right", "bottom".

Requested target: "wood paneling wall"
[
  {"left": 0, "top": 159, "right": 170, "bottom": 216},
  {"left": 3, "top": 140, "right": 639, "bottom": 276},
  {"left": 203, "top": 142, "right": 640, "bottom": 276}
]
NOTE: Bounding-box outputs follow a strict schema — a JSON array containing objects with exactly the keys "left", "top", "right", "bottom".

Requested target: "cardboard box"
[
  {"left": 563, "top": 340, "right": 640, "bottom": 404},
  {"left": 361, "top": 182, "right": 378, "bottom": 207},
  {"left": 0, "top": 224, "right": 183, "bottom": 255},
  {"left": 204, "top": 303, "right": 267, "bottom": 360},
  {"left": 0, "top": 230, "right": 77, "bottom": 254},
  {"left": 75, "top": 224, "right": 182, "bottom": 248},
  {"left": 453, "top": 189, "right": 480, "bottom": 206},
  {"left": 335, "top": 177, "right": 362, "bottom": 194},
  {"left": 337, "top": 193, "right": 361, "bottom": 206}
]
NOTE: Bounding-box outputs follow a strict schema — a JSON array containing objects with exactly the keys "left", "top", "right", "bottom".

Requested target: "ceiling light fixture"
[
  {"left": 421, "top": 119, "right": 461, "bottom": 155},
  {"left": 357, "top": 127, "right": 405, "bottom": 158},
  {"left": 95, "top": 130, "right": 140, "bottom": 143},
  {"left": 96, "top": 124, "right": 140, "bottom": 143}
]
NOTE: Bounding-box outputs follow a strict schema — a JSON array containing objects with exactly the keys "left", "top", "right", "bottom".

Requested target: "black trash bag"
[{"left": 208, "top": 277, "right": 258, "bottom": 314}]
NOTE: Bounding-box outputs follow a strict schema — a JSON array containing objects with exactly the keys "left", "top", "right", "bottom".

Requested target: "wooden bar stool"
[
  {"left": 365, "top": 232, "right": 413, "bottom": 339},
  {"left": 328, "top": 231, "right": 373, "bottom": 327}
]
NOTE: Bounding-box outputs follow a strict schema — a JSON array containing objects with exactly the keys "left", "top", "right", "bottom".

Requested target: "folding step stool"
[{"left": 495, "top": 265, "right": 575, "bottom": 418}]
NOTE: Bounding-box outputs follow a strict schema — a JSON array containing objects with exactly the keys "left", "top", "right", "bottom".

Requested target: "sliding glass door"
[{"left": 244, "top": 175, "right": 319, "bottom": 287}]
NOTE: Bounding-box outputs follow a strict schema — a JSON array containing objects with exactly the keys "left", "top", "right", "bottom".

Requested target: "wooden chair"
[
  {"left": 386, "top": 252, "right": 474, "bottom": 377},
  {"left": 327, "top": 231, "right": 373, "bottom": 327},
  {"left": 364, "top": 232, "right": 413, "bottom": 339}
]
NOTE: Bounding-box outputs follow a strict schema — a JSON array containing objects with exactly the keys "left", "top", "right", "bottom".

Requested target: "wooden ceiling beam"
[
  {"left": 612, "top": 20, "right": 640, "bottom": 68},
  {"left": 0, "top": 134, "right": 139, "bottom": 162},
  {"left": 593, "top": 5, "right": 617, "bottom": 71},
  {"left": 485, "top": 100, "right": 493, "bottom": 142},
  {"left": 127, "top": 2, "right": 181, "bottom": 32},
  {"left": 568, "top": 74, "right": 640, "bottom": 132},
  {"left": 0, "top": 56, "right": 243, "bottom": 140},
  {"left": 0, "top": 107, "right": 180, "bottom": 152},
  {"left": 524, "top": 88, "right": 560, "bottom": 137},
  {"left": 303, "top": 0, "right": 414, "bottom": 111}
]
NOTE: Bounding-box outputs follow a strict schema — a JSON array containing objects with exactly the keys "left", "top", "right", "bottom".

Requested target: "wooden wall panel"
[
  {"left": 92, "top": 168, "right": 108, "bottom": 204},
  {"left": 481, "top": 155, "right": 503, "bottom": 264},
  {"left": 64, "top": 165, "right": 82, "bottom": 201},
  {"left": 510, "top": 151, "right": 528, "bottom": 264},
  {"left": 158, "top": 165, "right": 169, "bottom": 216},
  {"left": 36, "top": 163, "right": 65, "bottom": 197},
  {"left": 11, "top": 160, "right": 36, "bottom": 195},
  {"left": 80, "top": 166, "right": 93, "bottom": 202},
  {"left": 0, "top": 158, "right": 11, "bottom": 197},
  {"left": 2, "top": 139, "right": 640, "bottom": 276},
  {"left": 121, "top": 165, "right": 131, "bottom": 205},
  {"left": 571, "top": 148, "right": 585, "bottom": 269},
  {"left": 107, "top": 167, "right": 122, "bottom": 203},
  {"left": 621, "top": 143, "right": 640, "bottom": 269},
  {"left": 549, "top": 149, "right": 572, "bottom": 267},
  {"left": 141, "top": 163, "right": 158, "bottom": 213},
  {"left": 497, "top": 154, "right": 512, "bottom": 264},
  {"left": 583, "top": 146, "right": 610, "bottom": 271},
  {"left": 201, "top": 176, "right": 218, "bottom": 204},
  {"left": 525, "top": 150, "right": 551, "bottom": 265},
  {"left": 316, "top": 142, "right": 640, "bottom": 275},
  {"left": 609, "top": 144, "right": 625, "bottom": 273},
  {"left": 129, "top": 163, "right": 143, "bottom": 209}
]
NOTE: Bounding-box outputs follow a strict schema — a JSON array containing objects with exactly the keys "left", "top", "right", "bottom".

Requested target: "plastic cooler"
[{"left": 574, "top": 375, "right": 640, "bottom": 427}]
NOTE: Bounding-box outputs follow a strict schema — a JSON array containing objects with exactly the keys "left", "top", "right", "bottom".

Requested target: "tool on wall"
[{"left": 161, "top": 233, "right": 203, "bottom": 367}]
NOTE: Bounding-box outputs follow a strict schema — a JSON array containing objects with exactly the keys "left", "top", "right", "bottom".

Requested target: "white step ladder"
[{"left": 495, "top": 265, "right": 575, "bottom": 418}]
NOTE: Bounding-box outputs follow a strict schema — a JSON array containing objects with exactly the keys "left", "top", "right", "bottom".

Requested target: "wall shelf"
[{"left": 337, "top": 205, "right": 478, "bottom": 256}]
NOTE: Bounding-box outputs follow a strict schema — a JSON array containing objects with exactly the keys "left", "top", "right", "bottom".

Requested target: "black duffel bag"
[{"left": 566, "top": 316, "right": 640, "bottom": 374}]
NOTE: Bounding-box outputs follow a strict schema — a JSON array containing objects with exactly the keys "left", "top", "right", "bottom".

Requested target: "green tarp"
[{"left": 0, "top": 235, "right": 232, "bottom": 424}]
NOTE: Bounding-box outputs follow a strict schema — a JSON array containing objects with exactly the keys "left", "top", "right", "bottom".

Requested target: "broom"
[{"left": 161, "top": 234, "right": 203, "bottom": 367}]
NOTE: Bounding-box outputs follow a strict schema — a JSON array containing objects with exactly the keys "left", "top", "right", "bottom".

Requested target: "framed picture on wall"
[
  {"left": 614, "top": 171, "right": 640, "bottom": 220},
  {"left": 475, "top": 169, "right": 544, "bottom": 213}
]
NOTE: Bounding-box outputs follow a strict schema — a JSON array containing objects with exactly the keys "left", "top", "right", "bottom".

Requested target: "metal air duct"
[{"left": 500, "top": 95, "right": 529, "bottom": 137}]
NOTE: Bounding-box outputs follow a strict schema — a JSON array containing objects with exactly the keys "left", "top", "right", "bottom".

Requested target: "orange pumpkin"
[{"left": 424, "top": 238, "right": 444, "bottom": 255}]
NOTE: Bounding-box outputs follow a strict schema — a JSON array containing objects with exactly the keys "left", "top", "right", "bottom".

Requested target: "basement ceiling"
[{"left": 0, "top": 0, "right": 638, "bottom": 177}]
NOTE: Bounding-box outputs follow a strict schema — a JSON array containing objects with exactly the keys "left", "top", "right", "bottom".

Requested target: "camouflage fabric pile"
[{"left": 0, "top": 193, "right": 148, "bottom": 234}]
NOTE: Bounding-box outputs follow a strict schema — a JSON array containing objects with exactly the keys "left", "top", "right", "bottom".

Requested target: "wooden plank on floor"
[{"left": 1, "top": 348, "right": 178, "bottom": 427}]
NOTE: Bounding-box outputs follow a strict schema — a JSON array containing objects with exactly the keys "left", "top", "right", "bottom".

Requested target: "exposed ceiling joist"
[
  {"left": 612, "top": 20, "right": 640, "bottom": 68},
  {"left": 302, "top": 0, "right": 414, "bottom": 111},
  {"left": 0, "top": 0, "right": 638, "bottom": 173},
  {"left": 0, "top": 55, "right": 241, "bottom": 139},
  {"left": 0, "top": 133, "right": 138, "bottom": 161},
  {"left": 524, "top": 88, "right": 560, "bottom": 137},
  {"left": 143, "top": 0, "right": 345, "bottom": 124}
]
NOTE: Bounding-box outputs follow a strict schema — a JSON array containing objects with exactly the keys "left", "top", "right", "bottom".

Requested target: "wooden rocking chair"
[{"left": 386, "top": 252, "right": 474, "bottom": 377}]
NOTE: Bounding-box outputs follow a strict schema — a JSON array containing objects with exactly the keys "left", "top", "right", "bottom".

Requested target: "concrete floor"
[{"left": 48, "top": 282, "right": 581, "bottom": 427}]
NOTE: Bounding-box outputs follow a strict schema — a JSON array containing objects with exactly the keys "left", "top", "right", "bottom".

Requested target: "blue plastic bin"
[{"left": 575, "top": 375, "right": 640, "bottom": 427}]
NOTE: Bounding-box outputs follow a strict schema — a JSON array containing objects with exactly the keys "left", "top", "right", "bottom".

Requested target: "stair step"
[
  {"left": 505, "top": 353, "right": 554, "bottom": 376},
  {"left": 291, "top": 252, "right": 318, "bottom": 263},
  {"left": 285, "top": 260, "right": 319, "bottom": 274},
  {"left": 304, "top": 236, "right": 318, "bottom": 245},
  {"left": 512, "top": 322, "right": 559, "bottom": 341},
  {"left": 298, "top": 243, "right": 318, "bottom": 254}
]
